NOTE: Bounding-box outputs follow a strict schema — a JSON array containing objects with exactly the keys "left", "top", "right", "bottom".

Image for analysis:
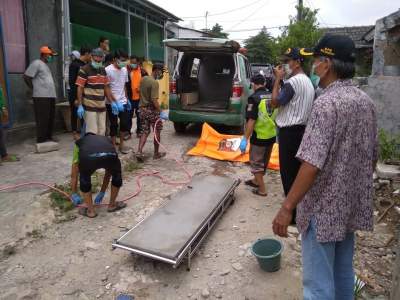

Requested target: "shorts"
[
  {"left": 106, "top": 104, "right": 130, "bottom": 136},
  {"left": 139, "top": 107, "right": 163, "bottom": 135},
  {"left": 79, "top": 156, "right": 122, "bottom": 193},
  {"left": 249, "top": 143, "right": 274, "bottom": 174},
  {"left": 84, "top": 111, "right": 106, "bottom": 135}
]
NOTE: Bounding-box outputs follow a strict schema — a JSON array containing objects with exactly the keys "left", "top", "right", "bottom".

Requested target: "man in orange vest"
[{"left": 126, "top": 55, "right": 142, "bottom": 139}]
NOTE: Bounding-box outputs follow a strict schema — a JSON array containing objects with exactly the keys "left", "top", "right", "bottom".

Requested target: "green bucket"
[{"left": 251, "top": 238, "right": 283, "bottom": 272}]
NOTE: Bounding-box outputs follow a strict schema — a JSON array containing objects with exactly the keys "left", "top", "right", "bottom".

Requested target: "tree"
[
  {"left": 244, "top": 27, "right": 276, "bottom": 63},
  {"left": 276, "top": 5, "right": 322, "bottom": 59},
  {"left": 208, "top": 23, "right": 229, "bottom": 38}
]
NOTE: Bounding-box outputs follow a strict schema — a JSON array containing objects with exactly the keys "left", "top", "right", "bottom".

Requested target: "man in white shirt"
[
  {"left": 23, "top": 46, "right": 58, "bottom": 143},
  {"left": 105, "top": 49, "right": 131, "bottom": 154},
  {"left": 271, "top": 47, "right": 315, "bottom": 224}
]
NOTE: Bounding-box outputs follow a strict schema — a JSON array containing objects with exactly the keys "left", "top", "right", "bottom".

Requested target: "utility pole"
[
  {"left": 297, "top": 0, "right": 303, "bottom": 22},
  {"left": 205, "top": 11, "right": 208, "bottom": 32}
]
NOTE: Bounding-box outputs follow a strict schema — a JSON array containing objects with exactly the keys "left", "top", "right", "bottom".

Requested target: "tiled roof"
[{"left": 322, "top": 26, "right": 375, "bottom": 48}]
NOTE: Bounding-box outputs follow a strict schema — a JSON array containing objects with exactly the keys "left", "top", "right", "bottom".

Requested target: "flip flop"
[
  {"left": 153, "top": 152, "right": 166, "bottom": 160},
  {"left": 252, "top": 189, "right": 268, "bottom": 197},
  {"left": 107, "top": 201, "right": 127, "bottom": 213},
  {"left": 78, "top": 207, "right": 98, "bottom": 218},
  {"left": 244, "top": 179, "right": 259, "bottom": 188},
  {"left": 2, "top": 154, "right": 20, "bottom": 162}
]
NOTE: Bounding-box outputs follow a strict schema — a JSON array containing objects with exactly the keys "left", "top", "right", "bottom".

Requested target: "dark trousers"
[
  {"left": 68, "top": 88, "right": 79, "bottom": 132},
  {"left": 128, "top": 99, "right": 141, "bottom": 134},
  {"left": 0, "top": 126, "right": 7, "bottom": 158},
  {"left": 278, "top": 125, "right": 306, "bottom": 222},
  {"left": 106, "top": 104, "right": 130, "bottom": 137},
  {"left": 33, "top": 97, "right": 55, "bottom": 143}
]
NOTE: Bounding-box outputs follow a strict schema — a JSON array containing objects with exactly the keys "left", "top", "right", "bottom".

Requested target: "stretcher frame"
[{"left": 112, "top": 176, "right": 240, "bottom": 270}]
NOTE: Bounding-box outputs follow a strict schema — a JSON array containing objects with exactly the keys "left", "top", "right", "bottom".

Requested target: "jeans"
[
  {"left": 302, "top": 219, "right": 355, "bottom": 300},
  {"left": 127, "top": 99, "right": 141, "bottom": 134}
]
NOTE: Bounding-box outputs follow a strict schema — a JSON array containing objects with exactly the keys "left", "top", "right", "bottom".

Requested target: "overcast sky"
[{"left": 151, "top": 0, "right": 399, "bottom": 43}]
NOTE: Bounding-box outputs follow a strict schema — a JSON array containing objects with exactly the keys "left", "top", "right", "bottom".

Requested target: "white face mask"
[{"left": 282, "top": 64, "right": 293, "bottom": 78}]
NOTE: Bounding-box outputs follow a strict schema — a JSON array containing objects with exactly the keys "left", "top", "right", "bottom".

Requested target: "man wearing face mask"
[
  {"left": 24, "top": 46, "right": 58, "bottom": 143},
  {"left": 136, "top": 63, "right": 166, "bottom": 161},
  {"left": 271, "top": 47, "right": 315, "bottom": 224},
  {"left": 105, "top": 49, "right": 130, "bottom": 154},
  {"left": 76, "top": 48, "right": 114, "bottom": 136},
  {"left": 272, "top": 35, "right": 378, "bottom": 300},
  {"left": 126, "top": 55, "right": 142, "bottom": 138}
]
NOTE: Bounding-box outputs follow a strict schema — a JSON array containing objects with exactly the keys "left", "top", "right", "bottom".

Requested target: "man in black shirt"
[
  {"left": 240, "top": 74, "right": 277, "bottom": 196},
  {"left": 69, "top": 46, "right": 91, "bottom": 140},
  {"left": 72, "top": 133, "right": 126, "bottom": 218}
]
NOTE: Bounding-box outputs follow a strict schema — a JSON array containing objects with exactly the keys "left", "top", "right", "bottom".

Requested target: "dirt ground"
[{"left": 0, "top": 122, "right": 397, "bottom": 300}]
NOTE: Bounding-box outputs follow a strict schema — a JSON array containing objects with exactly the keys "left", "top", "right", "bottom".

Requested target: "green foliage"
[
  {"left": 244, "top": 27, "right": 277, "bottom": 63},
  {"left": 276, "top": 5, "right": 322, "bottom": 61},
  {"left": 378, "top": 129, "right": 400, "bottom": 162},
  {"left": 208, "top": 23, "right": 229, "bottom": 39},
  {"left": 124, "top": 160, "right": 142, "bottom": 173},
  {"left": 50, "top": 184, "right": 74, "bottom": 212}
]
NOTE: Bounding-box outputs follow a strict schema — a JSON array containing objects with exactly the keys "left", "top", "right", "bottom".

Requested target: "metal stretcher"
[{"left": 112, "top": 175, "right": 240, "bottom": 269}]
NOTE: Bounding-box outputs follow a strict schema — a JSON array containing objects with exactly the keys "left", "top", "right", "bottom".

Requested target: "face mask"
[
  {"left": 282, "top": 64, "right": 293, "bottom": 78},
  {"left": 130, "top": 63, "right": 138, "bottom": 69},
  {"left": 117, "top": 60, "right": 127, "bottom": 68},
  {"left": 47, "top": 56, "right": 54, "bottom": 63},
  {"left": 310, "top": 64, "right": 320, "bottom": 88},
  {"left": 91, "top": 60, "right": 103, "bottom": 69}
]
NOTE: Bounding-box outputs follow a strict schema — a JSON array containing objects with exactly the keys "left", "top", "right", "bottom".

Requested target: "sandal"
[
  {"left": 244, "top": 179, "right": 259, "bottom": 188},
  {"left": 136, "top": 153, "right": 145, "bottom": 163},
  {"left": 252, "top": 189, "right": 268, "bottom": 197},
  {"left": 107, "top": 201, "right": 127, "bottom": 213},
  {"left": 2, "top": 154, "right": 20, "bottom": 162},
  {"left": 78, "top": 207, "right": 98, "bottom": 218},
  {"left": 153, "top": 152, "right": 166, "bottom": 160}
]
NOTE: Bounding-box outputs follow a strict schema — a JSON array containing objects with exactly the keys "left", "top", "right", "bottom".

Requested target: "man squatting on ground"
[
  {"left": 70, "top": 133, "right": 126, "bottom": 218},
  {"left": 271, "top": 47, "right": 315, "bottom": 223},
  {"left": 272, "top": 35, "right": 378, "bottom": 300},
  {"left": 240, "top": 74, "right": 277, "bottom": 197}
]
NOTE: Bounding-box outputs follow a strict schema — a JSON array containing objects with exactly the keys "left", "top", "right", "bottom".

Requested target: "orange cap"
[{"left": 40, "top": 46, "right": 58, "bottom": 56}]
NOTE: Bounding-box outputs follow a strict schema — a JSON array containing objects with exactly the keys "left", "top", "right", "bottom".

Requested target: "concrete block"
[
  {"left": 376, "top": 163, "right": 400, "bottom": 179},
  {"left": 35, "top": 141, "right": 59, "bottom": 153}
]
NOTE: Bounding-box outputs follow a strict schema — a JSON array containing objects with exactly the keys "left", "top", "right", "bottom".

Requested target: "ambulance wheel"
[{"left": 174, "top": 122, "right": 187, "bottom": 134}]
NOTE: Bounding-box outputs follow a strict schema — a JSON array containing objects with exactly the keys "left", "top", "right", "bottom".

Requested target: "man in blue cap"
[{"left": 272, "top": 35, "right": 378, "bottom": 300}]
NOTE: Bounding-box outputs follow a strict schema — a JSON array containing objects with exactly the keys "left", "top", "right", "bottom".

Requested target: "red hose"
[{"left": 0, "top": 118, "right": 192, "bottom": 207}]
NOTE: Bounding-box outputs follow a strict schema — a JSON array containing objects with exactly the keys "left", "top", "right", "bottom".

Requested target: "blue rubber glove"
[
  {"left": 160, "top": 110, "right": 169, "bottom": 121},
  {"left": 126, "top": 100, "right": 132, "bottom": 111},
  {"left": 111, "top": 102, "right": 119, "bottom": 116},
  {"left": 239, "top": 137, "right": 247, "bottom": 153},
  {"left": 71, "top": 193, "right": 82, "bottom": 206},
  {"left": 77, "top": 105, "right": 85, "bottom": 119},
  {"left": 94, "top": 191, "right": 106, "bottom": 205},
  {"left": 117, "top": 101, "right": 125, "bottom": 112}
]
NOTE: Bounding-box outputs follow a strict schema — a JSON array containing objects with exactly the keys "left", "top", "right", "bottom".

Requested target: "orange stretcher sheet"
[{"left": 187, "top": 123, "right": 279, "bottom": 170}]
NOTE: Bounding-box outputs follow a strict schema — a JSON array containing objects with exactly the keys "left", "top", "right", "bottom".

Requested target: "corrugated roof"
[{"left": 322, "top": 26, "right": 375, "bottom": 48}]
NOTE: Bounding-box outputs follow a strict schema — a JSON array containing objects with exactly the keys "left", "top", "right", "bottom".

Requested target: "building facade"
[{"left": 0, "top": 0, "right": 179, "bottom": 142}]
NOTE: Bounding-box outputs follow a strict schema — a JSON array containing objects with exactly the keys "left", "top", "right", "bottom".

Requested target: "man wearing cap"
[
  {"left": 24, "top": 46, "right": 58, "bottom": 143},
  {"left": 75, "top": 48, "right": 115, "bottom": 136},
  {"left": 69, "top": 46, "right": 91, "bottom": 140},
  {"left": 240, "top": 74, "right": 277, "bottom": 197},
  {"left": 270, "top": 47, "right": 315, "bottom": 223},
  {"left": 136, "top": 63, "right": 167, "bottom": 161},
  {"left": 272, "top": 35, "right": 378, "bottom": 300}
]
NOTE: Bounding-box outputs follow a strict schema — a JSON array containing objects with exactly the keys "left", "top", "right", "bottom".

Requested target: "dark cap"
[
  {"left": 251, "top": 74, "right": 266, "bottom": 85},
  {"left": 152, "top": 62, "right": 165, "bottom": 71},
  {"left": 280, "top": 47, "right": 312, "bottom": 62},
  {"left": 91, "top": 47, "right": 104, "bottom": 57},
  {"left": 311, "top": 34, "right": 356, "bottom": 62}
]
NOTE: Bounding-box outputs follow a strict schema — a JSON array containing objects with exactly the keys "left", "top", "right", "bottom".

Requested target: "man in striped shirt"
[
  {"left": 76, "top": 48, "right": 114, "bottom": 135},
  {"left": 271, "top": 47, "right": 315, "bottom": 223}
]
